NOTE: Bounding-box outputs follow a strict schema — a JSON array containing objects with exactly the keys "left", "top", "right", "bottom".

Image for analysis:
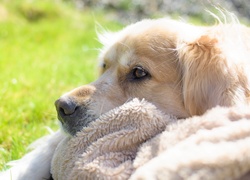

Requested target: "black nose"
[{"left": 55, "top": 97, "right": 78, "bottom": 120}]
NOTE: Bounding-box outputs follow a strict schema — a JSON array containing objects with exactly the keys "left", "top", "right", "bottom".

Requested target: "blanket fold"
[
  {"left": 51, "top": 99, "right": 250, "bottom": 180},
  {"left": 51, "top": 99, "right": 175, "bottom": 180}
]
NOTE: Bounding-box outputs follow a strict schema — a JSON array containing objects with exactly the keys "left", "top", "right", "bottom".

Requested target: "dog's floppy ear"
[{"left": 178, "top": 34, "right": 240, "bottom": 115}]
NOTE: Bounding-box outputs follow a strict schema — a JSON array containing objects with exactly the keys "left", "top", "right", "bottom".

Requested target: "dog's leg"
[{"left": 0, "top": 130, "right": 64, "bottom": 180}]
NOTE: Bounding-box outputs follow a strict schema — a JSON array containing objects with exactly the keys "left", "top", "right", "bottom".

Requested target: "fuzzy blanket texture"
[{"left": 51, "top": 99, "right": 250, "bottom": 180}]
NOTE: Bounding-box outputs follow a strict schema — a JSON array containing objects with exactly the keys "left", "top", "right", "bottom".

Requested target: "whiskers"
[{"left": 206, "top": 5, "right": 240, "bottom": 25}]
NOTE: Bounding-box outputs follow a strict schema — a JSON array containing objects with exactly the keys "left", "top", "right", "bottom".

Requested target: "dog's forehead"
[
  {"left": 99, "top": 19, "right": 193, "bottom": 67},
  {"left": 99, "top": 37, "right": 136, "bottom": 68},
  {"left": 104, "top": 42, "right": 135, "bottom": 68}
]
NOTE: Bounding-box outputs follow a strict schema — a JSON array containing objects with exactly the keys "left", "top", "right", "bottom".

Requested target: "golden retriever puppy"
[
  {"left": 55, "top": 18, "right": 250, "bottom": 136},
  {"left": 2, "top": 17, "right": 250, "bottom": 180}
]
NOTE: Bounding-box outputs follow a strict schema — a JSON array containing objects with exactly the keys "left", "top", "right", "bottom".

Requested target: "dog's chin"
[{"left": 60, "top": 115, "right": 98, "bottom": 136}]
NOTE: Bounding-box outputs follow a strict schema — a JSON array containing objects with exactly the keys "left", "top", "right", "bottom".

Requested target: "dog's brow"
[
  {"left": 103, "top": 50, "right": 116, "bottom": 64},
  {"left": 118, "top": 41, "right": 131, "bottom": 51},
  {"left": 118, "top": 51, "right": 133, "bottom": 67}
]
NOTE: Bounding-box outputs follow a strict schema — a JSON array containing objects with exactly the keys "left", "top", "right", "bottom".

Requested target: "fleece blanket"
[{"left": 51, "top": 99, "right": 250, "bottom": 180}]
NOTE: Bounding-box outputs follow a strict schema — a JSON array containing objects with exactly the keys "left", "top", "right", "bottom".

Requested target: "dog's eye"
[
  {"left": 132, "top": 66, "right": 149, "bottom": 80},
  {"left": 102, "top": 63, "right": 106, "bottom": 69},
  {"left": 127, "top": 66, "right": 151, "bottom": 82},
  {"left": 133, "top": 67, "right": 147, "bottom": 79}
]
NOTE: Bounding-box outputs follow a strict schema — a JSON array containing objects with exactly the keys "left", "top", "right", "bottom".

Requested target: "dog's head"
[{"left": 55, "top": 19, "right": 250, "bottom": 136}]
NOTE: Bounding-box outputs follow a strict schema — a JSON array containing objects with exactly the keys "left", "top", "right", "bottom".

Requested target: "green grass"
[{"left": 0, "top": 0, "right": 123, "bottom": 170}]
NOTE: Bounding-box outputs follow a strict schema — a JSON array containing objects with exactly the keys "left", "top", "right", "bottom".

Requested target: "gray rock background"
[{"left": 73, "top": 0, "right": 250, "bottom": 24}]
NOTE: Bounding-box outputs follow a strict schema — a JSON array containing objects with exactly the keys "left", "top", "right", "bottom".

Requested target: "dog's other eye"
[
  {"left": 131, "top": 66, "right": 150, "bottom": 80},
  {"left": 102, "top": 63, "right": 106, "bottom": 69}
]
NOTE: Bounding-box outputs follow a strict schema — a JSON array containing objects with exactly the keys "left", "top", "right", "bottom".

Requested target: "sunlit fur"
[{"left": 60, "top": 17, "right": 250, "bottom": 132}]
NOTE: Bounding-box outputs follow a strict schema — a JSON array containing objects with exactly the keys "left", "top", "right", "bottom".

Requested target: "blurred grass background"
[
  {"left": 0, "top": 0, "right": 249, "bottom": 171},
  {"left": 0, "top": 0, "right": 122, "bottom": 170}
]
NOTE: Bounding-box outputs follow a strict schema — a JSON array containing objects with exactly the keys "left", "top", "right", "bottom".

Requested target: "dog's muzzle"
[{"left": 55, "top": 96, "right": 96, "bottom": 136}]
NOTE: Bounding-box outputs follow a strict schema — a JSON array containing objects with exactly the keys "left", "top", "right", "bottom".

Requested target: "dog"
[
  {"left": 55, "top": 17, "right": 250, "bottom": 136},
  {"left": 2, "top": 16, "right": 250, "bottom": 180}
]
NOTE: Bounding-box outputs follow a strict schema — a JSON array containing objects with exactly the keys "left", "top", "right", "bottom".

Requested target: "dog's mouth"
[
  {"left": 60, "top": 117, "right": 97, "bottom": 136},
  {"left": 57, "top": 107, "right": 99, "bottom": 136}
]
